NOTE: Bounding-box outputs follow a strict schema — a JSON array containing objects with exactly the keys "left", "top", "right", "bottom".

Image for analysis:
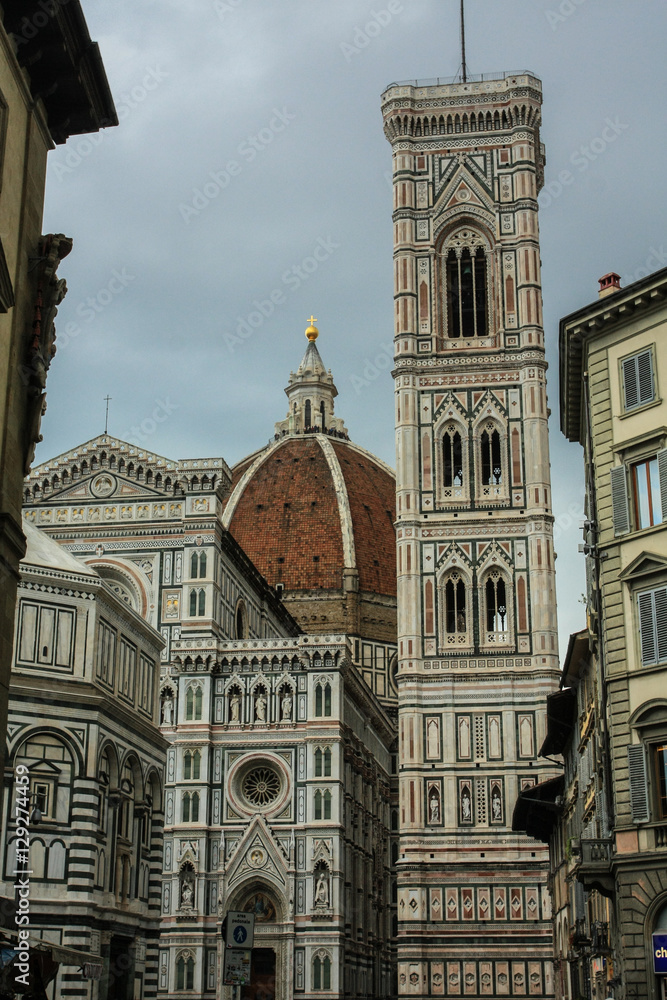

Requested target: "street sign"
[
  {"left": 223, "top": 948, "right": 251, "bottom": 985},
  {"left": 654, "top": 933, "right": 667, "bottom": 974},
  {"left": 225, "top": 911, "right": 255, "bottom": 950}
]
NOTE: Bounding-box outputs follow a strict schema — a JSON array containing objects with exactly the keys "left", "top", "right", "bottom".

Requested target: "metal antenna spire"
[
  {"left": 460, "top": 0, "right": 468, "bottom": 83},
  {"left": 104, "top": 395, "right": 112, "bottom": 434}
]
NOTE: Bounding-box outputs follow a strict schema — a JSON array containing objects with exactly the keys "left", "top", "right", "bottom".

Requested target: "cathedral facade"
[
  {"left": 17, "top": 330, "right": 398, "bottom": 999},
  {"left": 382, "top": 73, "right": 560, "bottom": 997}
]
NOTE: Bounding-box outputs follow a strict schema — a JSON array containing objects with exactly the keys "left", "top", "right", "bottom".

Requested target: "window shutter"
[
  {"left": 623, "top": 349, "right": 655, "bottom": 410},
  {"left": 610, "top": 465, "right": 630, "bottom": 535},
  {"left": 637, "top": 349, "right": 654, "bottom": 405},
  {"left": 655, "top": 587, "right": 667, "bottom": 664},
  {"left": 622, "top": 356, "right": 639, "bottom": 410},
  {"left": 658, "top": 449, "right": 667, "bottom": 521},
  {"left": 627, "top": 744, "right": 649, "bottom": 823},
  {"left": 638, "top": 590, "right": 656, "bottom": 665}
]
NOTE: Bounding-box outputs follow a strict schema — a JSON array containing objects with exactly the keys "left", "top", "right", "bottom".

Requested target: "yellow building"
[{"left": 559, "top": 269, "right": 667, "bottom": 1000}]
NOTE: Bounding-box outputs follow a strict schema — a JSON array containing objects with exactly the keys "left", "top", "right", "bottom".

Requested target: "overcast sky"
[{"left": 38, "top": 0, "right": 667, "bottom": 650}]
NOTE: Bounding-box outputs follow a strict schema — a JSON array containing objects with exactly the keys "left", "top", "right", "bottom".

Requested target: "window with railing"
[
  {"left": 446, "top": 247, "right": 488, "bottom": 339},
  {"left": 441, "top": 571, "right": 469, "bottom": 647},
  {"left": 483, "top": 571, "right": 511, "bottom": 646}
]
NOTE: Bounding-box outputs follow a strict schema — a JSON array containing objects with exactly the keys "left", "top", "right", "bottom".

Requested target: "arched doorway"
[
  {"left": 222, "top": 886, "right": 289, "bottom": 1000},
  {"left": 241, "top": 891, "right": 276, "bottom": 999}
]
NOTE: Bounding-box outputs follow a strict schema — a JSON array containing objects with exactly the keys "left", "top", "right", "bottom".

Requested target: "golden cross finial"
[{"left": 305, "top": 315, "right": 319, "bottom": 341}]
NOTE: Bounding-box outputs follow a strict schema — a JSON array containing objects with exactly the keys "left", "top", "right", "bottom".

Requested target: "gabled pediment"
[
  {"left": 26, "top": 758, "right": 62, "bottom": 776},
  {"left": 434, "top": 391, "right": 468, "bottom": 425},
  {"left": 225, "top": 815, "right": 288, "bottom": 891},
  {"left": 619, "top": 551, "right": 667, "bottom": 582},
  {"left": 433, "top": 166, "right": 494, "bottom": 227},
  {"left": 472, "top": 389, "right": 508, "bottom": 421},
  {"left": 25, "top": 433, "right": 230, "bottom": 505},
  {"left": 44, "top": 474, "right": 166, "bottom": 503}
]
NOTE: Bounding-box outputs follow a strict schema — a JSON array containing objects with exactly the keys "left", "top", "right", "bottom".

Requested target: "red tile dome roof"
[{"left": 224, "top": 434, "right": 396, "bottom": 597}]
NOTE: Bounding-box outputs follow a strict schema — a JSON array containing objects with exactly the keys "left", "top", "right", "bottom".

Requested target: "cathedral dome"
[
  {"left": 222, "top": 322, "right": 396, "bottom": 640},
  {"left": 225, "top": 434, "right": 396, "bottom": 598}
]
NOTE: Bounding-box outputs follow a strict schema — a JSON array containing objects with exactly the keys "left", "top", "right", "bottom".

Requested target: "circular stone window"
[{"left": 242, "top": 765, "right": 281, "bottom": 807}]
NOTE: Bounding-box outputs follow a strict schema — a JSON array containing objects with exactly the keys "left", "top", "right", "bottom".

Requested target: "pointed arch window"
[
  {"left": 446, "top": 246, "right": 487, "bottom": 339},
  {"left": 483, "top": 570, "right": 512, "bottom": 646},
  {"left": 235, "top": 601, "right": 248, "bottom": 639},
  {"left": 305, "top": 399, "right": 312, "bottom": 428},
  {"left": 184, "top": 750, "right": 201, "bottom": 781},
  {"left": 314, "top": 789, "right": 332, "bottom": 820},
  {"left": 443, "top": 428, "right": 463, "bottom": 488},
  {"left": 441, "top": 571, "right": 468, "bottom": 647},
  {"left": 481, "top": 427, "right": 502, "bottom": 485},
  {"left": 314, "top": 747, "right": 332, "bottom": 776},
  {"left": 190, "top": 551, "right": 198, "bottom": 578},
  {"left": 315, "top": 682, "right": 331, "bottom": 717},
  {"left": 176, "top": 955, "right": 195, "bottom": 991},
  {"left": 185, "top": 685, "right": 203, "bottom": 721},
  {"left": 189, "top": 587, "right": 206, "bottom": 617},
  {"left": 182, "top": 791, "right": 200, "bottom": 823},
  {"left": 313, "top": 954, "right": 331, "bottom": 990}
]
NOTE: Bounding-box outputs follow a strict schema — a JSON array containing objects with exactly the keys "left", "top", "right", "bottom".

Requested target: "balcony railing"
[
  {"left": 581, "top": 838, "right": 612, "bottom": 865},
  {"left": 577, "top": 838, "right": 614, "bottom": 896}
]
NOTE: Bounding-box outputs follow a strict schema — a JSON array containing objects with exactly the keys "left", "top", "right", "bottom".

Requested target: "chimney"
[{"left": 598, "top": 272, "right": 621, "bottom": 299}]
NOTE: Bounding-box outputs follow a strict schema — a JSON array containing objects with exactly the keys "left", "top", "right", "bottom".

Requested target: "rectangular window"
[
  {"left": 632, "top": 456, "right": 664, "bottom": 528},
  {"left": 655, "top": 743, "right": 667, "bottom": 820},
  {"left": 637, "top": 586, "right": 667, "bottom": 666},
  {"left": 622, "top": 348, "right": 655, "bottom": 411},
  {"left": 30, "top": 778, "right": 55, "bottom": 821},
  {"left": 119, "top": 638, "right": 137, "bottom": 699},
  {"left": 96, "top": 621, "right": 116, "bottom": 686}
]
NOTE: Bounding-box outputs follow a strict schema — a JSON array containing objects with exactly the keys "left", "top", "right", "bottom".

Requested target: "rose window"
[{"left": 242, "top": 766, "right": 281, "bottom": 806}]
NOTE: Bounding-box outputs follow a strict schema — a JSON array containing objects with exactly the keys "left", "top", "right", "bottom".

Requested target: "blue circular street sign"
[{"left": 233, "top": 926, "right": 247, "bottom": 945}]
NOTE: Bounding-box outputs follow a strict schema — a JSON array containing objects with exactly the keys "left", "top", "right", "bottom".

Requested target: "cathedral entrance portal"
[{"left": 241, "top": 947, "right": 276, "bottom": 1000}]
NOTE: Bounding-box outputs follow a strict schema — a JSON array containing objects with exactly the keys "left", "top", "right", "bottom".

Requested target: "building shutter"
[
  {"left": 638, "top": 587, "right": 667, "bottom": 666},
  {"left": 638, "top": 590, "right": 657, "bottom": 665},
  {"left": 655, "top": 587, "right": 667, "bottom": 664},
  {"left": 610, "top": 465, "right": 630, "bottom": 535},
  {"left": 636, "top": 349, "right": 654, "bottom": 405},
  {"left": 627, "top": 744, "right": 649, "bottom": 823},
  {"left": 622, "top": 356, "right": 639, "bottom": 409},
  {"left": 622, "top": 349, "right": 654, "bottom": 410},
  {"left": 658, "top": 448, "right": 667, "bottom": 521}
]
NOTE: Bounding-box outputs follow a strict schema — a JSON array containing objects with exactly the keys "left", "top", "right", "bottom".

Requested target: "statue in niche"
[
  {"left": 281, "top": 691, "right": 292, "bottom": 721},
  {"left": 314, "top": 870, "right": 329, "bottom": 907},
  {"left": 429, "top": 791, "right": 440, "bottom": 824},
  {"left": 229, "top": 691, "right": 241, "bottom": 723},
  {"left": 161, "top": 696, "right": 173, "bottom": 725},
  {"left": 461, "top": 785, "right": 472, "bottom": 822},
  {"left": 255, "top": 691, "right": 266, "bottom": 723},
  {"left": 491, "top": 785, "right": 502, "bottom": 821},
  {"left": 180, "top": 878, "right": 194, "bottom": 909}
]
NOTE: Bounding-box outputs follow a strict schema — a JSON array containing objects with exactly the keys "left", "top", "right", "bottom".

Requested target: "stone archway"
[{"left": 221, "top": 884, "right": 293, "bottom": 1000}]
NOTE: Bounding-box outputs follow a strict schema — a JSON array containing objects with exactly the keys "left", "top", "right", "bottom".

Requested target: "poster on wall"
[{"left": 653, "top": 933, "right": 667, "bottom": 974}]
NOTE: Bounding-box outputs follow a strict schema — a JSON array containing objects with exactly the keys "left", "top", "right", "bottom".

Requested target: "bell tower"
[{"left": 382, "top": 72, "right": 559, "bottom": 996}]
